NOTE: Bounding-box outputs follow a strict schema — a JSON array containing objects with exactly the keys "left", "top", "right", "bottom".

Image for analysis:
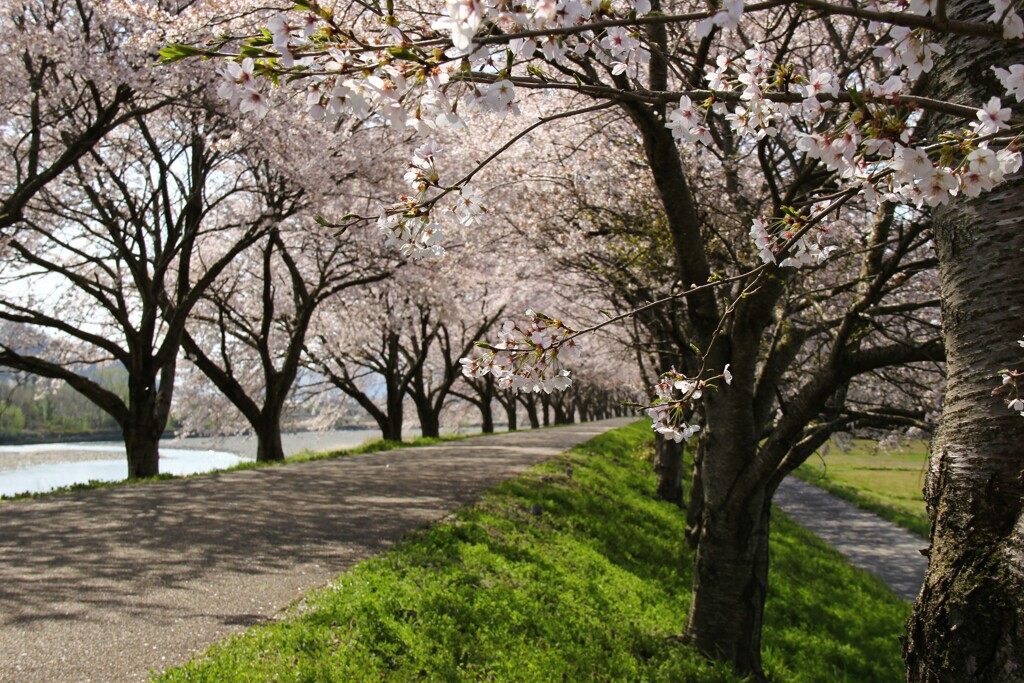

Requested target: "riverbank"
[
  {"left": 0, "top": 429, "right": 382, "bottom": 498},
  {"left": 0, "top": 425, "right": 507, "bottom": 499},
  {"left": 0, "top": 429, "right": 124, "bottom": 447}
]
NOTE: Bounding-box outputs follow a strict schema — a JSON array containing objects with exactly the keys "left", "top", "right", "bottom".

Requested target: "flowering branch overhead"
[
  {"left": 460, "top": 310, "right": 580, "bottom": 394},
  {"left": 178, "top": 0, "right": 1024, "bottom": 264},
  {"left": 167, "top": 0, "right": 1024, "bottom": 442}
]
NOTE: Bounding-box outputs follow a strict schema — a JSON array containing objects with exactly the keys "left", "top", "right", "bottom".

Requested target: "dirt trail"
[{"left": 0, "top": 419, "right": 633, "bottom": 683}]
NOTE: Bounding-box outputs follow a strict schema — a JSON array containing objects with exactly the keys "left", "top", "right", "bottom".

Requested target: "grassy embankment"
[
  {"left": 794, "top": 440, "right": 930, "bottom": 538},
  {"left": 155, "top": 421, "right": 909, "bottom": 683},
  {"left": 0, "top": 433, "right": 469, "bottom": 502}
]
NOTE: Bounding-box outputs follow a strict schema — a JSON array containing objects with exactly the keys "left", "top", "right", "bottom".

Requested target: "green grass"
[
  {"left": 154, "top": 421, "right": 910, "bottom": 683},
  {"left": 0, "top": 433, "right": 471, "bottom": 503},
  {"left": 795, "top": 440, "right": 930, "bottom": 538}
]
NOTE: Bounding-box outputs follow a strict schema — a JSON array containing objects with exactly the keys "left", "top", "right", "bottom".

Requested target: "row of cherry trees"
[
  {"left": 4, "top": 0, "right": 1020, "bottom": 679},
  {"left": 160, "top": 0, "right": 1024, "bottom": 678},
  {"left": 0, "top": 0, "right": 638, "bottom": 478}
]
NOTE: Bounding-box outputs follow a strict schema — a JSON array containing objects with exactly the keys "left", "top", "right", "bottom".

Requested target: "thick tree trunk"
[
  {"left": 123, "top": 377, "right": 168, "bottom": 479},
  {"left": 124, "top": 399, "right": 161, "bottom": 479},
  {"left": 541, "top": 394, "right": 551, "bottom": 427},
  {"left": 383, "top": 381, "right": 404, "bottom": 441},
  {"left": 905, "top": 176, "right": 1024, "bottom": 683},
  {"left": 904, "top": 5, "right": 1024, "bottom": 680},
  {"left": 577, "top": 398, "right": 591, "bottom": 422},
  {"left": 653, "top": 438, "right": 684, "bottom": 507},
  {"left": 380, "top": 419, "right": 402, "bottom": 441},
  {"left": 552, "top": 398, "right": 572, "bottom": 425},
  {"left": 504, "top": 399, "right": 517, "bottom": 431},
  {"left": 125, "top": 425, "right": 160, "bottom": 479},
  {"left": 255, "top": 417, "right": 286, "bottom": 462},
  {"left": 904, "top": 171, "right": 1024, "bottom": 683},
  {"left": 684, "top": 484, "right": 772, "bottom": 681},
  {"left": 371, "top": 400, "right": 403, "bottom": 441},
  {"left": 479, "top": 399, "right": 494, "bottom": 434},
  {"left": 253, "top": 395, "right": 287, "bottom": 462},
  {"left": 520, "top": 394, "right": 540, "bottom": 429},
  {"left": 683, "top": 373, "right": 769, "bottom": 679},
  {"left": 415, "top": 400, "right": 441, "bottom": 439}
]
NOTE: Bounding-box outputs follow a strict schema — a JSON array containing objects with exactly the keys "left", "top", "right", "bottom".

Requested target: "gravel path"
[
  {"left": 0, "top": 419, "right": 633, "bottom": 683},
  {"left": 775, "top": 477, "right": 929, "bottom": 601}
]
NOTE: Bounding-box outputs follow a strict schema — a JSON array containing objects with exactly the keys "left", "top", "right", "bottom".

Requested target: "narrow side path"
[
  {"left": 775, "top": 477, "right": 929, "bottom": 601},
  {"left": 0, "top": 419, "right": 633, "bottom": 683}
]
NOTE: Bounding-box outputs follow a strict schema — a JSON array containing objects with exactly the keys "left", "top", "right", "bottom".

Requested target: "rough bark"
[
  {"left": 903, "top": 4, "right": 1024, "bottom": 680},
  {"left": 905, "top": 173, "right": 1024, "bottom": 683},
  {"left": 684, "top": 487, "right": 772, "bottom": 681},
  {"left": 653, "top": 438, "right": 684, "bottom": 507},
  {"left": 682, "top": 373, "right": 770, "bottom": 680}
]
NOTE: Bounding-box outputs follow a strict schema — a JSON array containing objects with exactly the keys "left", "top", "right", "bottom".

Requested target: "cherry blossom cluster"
[
  {"left": 201, "top": 0, "right": 667, "bottom": 252},
  {"left": 216, "top": 58, "right": 270, "bottom": 119},
  {"left": 647, "top": 366, "right": 732, "bottom": 442},
  {"left": 996, "top": 336, "right": 1024, "bottom": 418},
  {"left": 378, "top": 139, "right": 486, "bottom": 259},
  {"left": 660, "top": 42, "right": 1022, "bottom": 266},
  {"left": 211, "top": 0, "right": 655, "bottom": 133},
  {"left": 186, "top": 0, "right": 1024, "bottom": 436},
  {"left": 459, "top": 311, "right": 581, "bottom": 394},
  {"left": 669, "top": 50, "right": 1022, "bottom": 218},
  {"left": 873, "top": 27, "right": 946, "bottom": 80},
  {"left": 749, "top": 215, "right": 837, "bottom": 269},
  {"left": 871, "top": 0, "right": 1023, "bottom": 37}
]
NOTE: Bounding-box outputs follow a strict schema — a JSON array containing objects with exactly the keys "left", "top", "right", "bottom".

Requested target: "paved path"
[
  {"left": 0, "top": 419, "right": 633, "bottom": 683},
  {"left": 775, "top": 477, "right": 929, "bottom": 601}
]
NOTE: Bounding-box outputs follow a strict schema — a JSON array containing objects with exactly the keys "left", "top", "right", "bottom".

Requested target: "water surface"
[{"left": 0, "top": 428, "right": 382, "bottom": 497}]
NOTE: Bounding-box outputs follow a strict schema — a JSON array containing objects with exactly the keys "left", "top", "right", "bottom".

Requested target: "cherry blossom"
[
  {"left": 643, "top": 367, "right": 733, "bottom": 442},
  {"left": 989, "top": 0, "right": 1024, "bottom": 37},
  {"left": 973, "top": 96, "right": 1013, "bottom": 136},
  {"left": 460, "top": 311, "right": 581, "bottom": 394},
  {"left": 993, "top": 64, "right": 1024, "bottom": 101},
  {"left": 997, "top": 368, "right": 1024, "bottom": 417},
  {"left": 166, "top": 0, "right": 1023, "bottom": 277}
]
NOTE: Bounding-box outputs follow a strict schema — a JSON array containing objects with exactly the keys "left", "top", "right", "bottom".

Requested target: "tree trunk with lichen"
[
  {"left": 905, "top": 6, "right": 1024, "bottom": 677},
  {"left": 904, "top": 169, "right": 1024, "bottom": 683},
  {"left": 904, "top": 170, "right": 1024, "bottom": 683},
  {"left": 682, "top": 380, "right": 772, "bottom": 681}
]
